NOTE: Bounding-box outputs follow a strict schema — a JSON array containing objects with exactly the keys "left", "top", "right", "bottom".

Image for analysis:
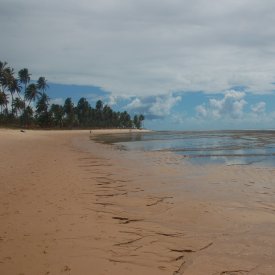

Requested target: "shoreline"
[{"left": 1, "top": 129, "right": 275, "bottom": 274}]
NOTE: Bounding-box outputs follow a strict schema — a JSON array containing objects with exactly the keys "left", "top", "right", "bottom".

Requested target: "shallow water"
[{"left": 92, "top": 130, "right": 275, "bottom": 166}]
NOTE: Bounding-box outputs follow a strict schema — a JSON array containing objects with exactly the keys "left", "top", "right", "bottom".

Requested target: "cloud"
[
  {"left": 196, "top": 90, "right": 247, "bottom": 119},
  {"left": 49, "top": 98, "right": 64, "bottom": 106},
  {"left": 195, "top": 104, "right": 208, "bottom": 118},
  {"left": 124, "top": 93, "right": 181, "bottom": 119},
  {"left": 210, "top": 90, "right": 247, "bottom": 118},
  {"left": 251, "top": 101, "right": 266, "bottom": 114},
  {"left": 107, "top": 95, "right": 118, "bottom": 106},
  {"left": 149, "top": 94, "right": 181, "bottom": 117},
  {"left": 2, "top": 0, "right": 275, "bottom": 97},
  {"left": 125, "top": 98, "right": 144, "bottom": 110},
  {"left": 194, "top": 92, "right": 274, "bottom": 131}
]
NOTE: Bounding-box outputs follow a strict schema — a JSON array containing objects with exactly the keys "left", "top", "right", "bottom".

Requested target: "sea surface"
[{"left": 93, "top": 130, "right": 275, "bottom": 166}]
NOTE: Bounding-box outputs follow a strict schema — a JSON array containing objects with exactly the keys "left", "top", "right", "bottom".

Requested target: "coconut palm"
[
  {"left": 50, "top": 104, "right": 64, "bottom": 127},
  {"left": 120, "top": 111, "right": 132, "bottom": 128},
  {"left": 0, "top": 66, "right": 15, "bottom": 115},
  {"left": 36, "top": 93, "right": 51, "bottom": 127},
  {"left": 77, "top": 97, "right": 91, "bottom": 127},
  {"left": 36, "top": 92, "right": 49, "bottom": 114},
  {"left": 63, "top": 97, "right": 75, "bottom": 127},
  {"left": 103, "top": 105, "right": 113, "bottom": 127},
  {"left": 37, "top": 77, "right": 48, "bottom": 93},
  {"left": 1, "top": 67, "right": 14, "bottom": 92},
  {"left": 133, "top": 115, "right": 139, "bottom": 129},
  {"left": 96, "top": 100, "right": 103, "bottom": 111},
  {"left": 25, "top": 83, "right": 41, "bottom": 107},
  {"left": 0, "top": 91, "right": 9, "bottom": 114},
  {"left": 18, "top": 68, "right": 31, "bottom": 90},
  {"left": 0, "top": 61, "right": 8, "bottom": 87},
  {"left": 10, "top": 77, "right": 21, "bottom": 97},
  {"left": 12, "top": 97, "right": 25, "bottom": 117},
  {"left": 18, "top": 68, "right": 31, "bottom": 107},
  {"left": 0, "top": 61, "right": 8, "bottom": 72},
  {"left": 139, "top": 114, "right": 145, "bottom": 129},
  {"left": 9, "top": 78, "right": 22, "bottom": 115},
  {"left": 21, "top": 106, "right": 34, "bottom": 127}
]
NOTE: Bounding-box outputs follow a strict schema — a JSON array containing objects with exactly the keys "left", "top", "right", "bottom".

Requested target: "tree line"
[{"left": 0, "top": 61, "right": 145, "bottom": 129}]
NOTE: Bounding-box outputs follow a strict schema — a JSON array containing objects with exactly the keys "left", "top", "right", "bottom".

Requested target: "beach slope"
[{"left": 1, "top": 129, "right": 275, "bottom": 274}]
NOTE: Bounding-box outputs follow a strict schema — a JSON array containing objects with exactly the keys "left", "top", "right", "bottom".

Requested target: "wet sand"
[{"left": 1, "top": 129, "right": 275, "bottom": 274}]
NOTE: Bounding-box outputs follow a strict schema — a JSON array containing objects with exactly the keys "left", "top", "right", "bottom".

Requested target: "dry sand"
[{"left": 1, "top": 129, "right": 275, "bottom": 275}]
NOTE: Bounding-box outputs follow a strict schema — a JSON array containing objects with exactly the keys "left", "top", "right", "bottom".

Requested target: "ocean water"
[{"left": 93, "top": 130, "right": 275, "bottom": 166}]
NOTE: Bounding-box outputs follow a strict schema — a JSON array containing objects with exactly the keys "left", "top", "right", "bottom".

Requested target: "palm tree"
[
  {"left": 133, "top": 115, "right": 139, "bottom": 129},
  {"left": 12, "top": 97, "right": 25, "bottom": 117},
  {"left": 77, "top": 97, "right": 90, "bottom": 127},
  {"left": 0, "top": 61, "right": 8, "bottom": 72},
  {"left": 25, "top": 83, "right": 41, "bottom": 107},
  {"left": 36, "top": 93, "right": 51, "bottom": 127},
  {"left": 9, "top": 78, "right": 22, "bottom": 115},
  {"left": 18, "top": 68, "right": 31, "bottom": 90},
  {"left": 0, "top": 61, "right": 8, "bottom": 88},
  {"left": 50, "top": 104, "right": 64, "bottom": 127},
  {"left": 21, "top": 106, "right": 34, "bottom": 127},
  {"left": 0, "top": 91, "right": 9, "bottom": 114},
  {"left": 36, "top": 92, "right": 49, "bottom": 114},
  {"left": 103, "top": 105, "right": 113, "bottom": 127},
  {"left": 1, "top": 66, "right": 14, "bottom": 93},
  {"left": 18, "top": 68, "right": 31, "bottom": 107},
  {"left": 37, "top": 77, "right": 48, "bottom": 93},
  {"left": 0, "top": 61, "right": 8, "bottom": 87},
  {"left": 95, "top": 100, "right": 103, "bottom": 124},
  {"left": 96, "top": 100, "right": 103, "bottom": 111},
  {"left": 139, "top": 114, "right": 145, "bottom": 129},
  {"left": 64, "top": 98, "right": 75, "bottom": 127},
  {"left": 0, "top": 66, "right": 15, "bottom": 116},
  {"left": 119, "top": 111, "right": 132, "bottom": 128}
]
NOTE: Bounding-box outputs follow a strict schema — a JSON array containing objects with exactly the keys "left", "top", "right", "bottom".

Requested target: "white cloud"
[
  {"left": 196, "top": 90, "right": 247, "bottom": 119},
  {"left": 211, "top": 90, "right": 247, "bottom": 118},
  {"left": 149, "top": 94, "right": 181, "bottom": 117},
  {"left": 2, "top": 0, "right": 275, "bottom": 97},
  {"left": 124, "top": 93, "right": 181, "bottom": 119},
  {"left": 125, "top": 98, "right": 143, "bottom": 110},
  {"left": 108, "top": 95, "right": 118, "bottom": 106},
  {"left": 193, "top": 92, "right": 275, "bottom": 131},
  {"left": 49, "top": 98, "right": 64, "bottom": 106},
  {"left": 196, "top": 104, "right": 207, "bottom": 118},
  {"left": 251, "top": 101, "right": 266, "bottom": 114}
]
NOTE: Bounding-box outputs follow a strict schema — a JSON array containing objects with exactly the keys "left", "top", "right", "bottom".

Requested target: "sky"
[{"left": 2, "top": 0, "right": 275, "bottom": 130}]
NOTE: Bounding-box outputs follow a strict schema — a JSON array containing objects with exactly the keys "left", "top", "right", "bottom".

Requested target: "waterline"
[{"left": 92, "top": 130, "right": 275, "bottom": 166}]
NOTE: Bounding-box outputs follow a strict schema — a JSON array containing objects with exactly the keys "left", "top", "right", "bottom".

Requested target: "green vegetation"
[{"left": 0, "top": 61, "right": 145, "bottom": 129}]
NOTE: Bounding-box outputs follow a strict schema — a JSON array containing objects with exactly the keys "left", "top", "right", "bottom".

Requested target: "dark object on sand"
[{"left": 20, "top": 130, "right": 25, "bottom": 133}]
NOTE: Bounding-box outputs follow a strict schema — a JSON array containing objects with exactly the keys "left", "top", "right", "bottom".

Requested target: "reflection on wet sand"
[
  {"left": 1, "top": 129, "right": 275, "bottom": 274},
  {"left": 92, "top": 130, "right": 275, "bottom": 166},
  {"left": 86, "top": 132, "right": 275, "bottom": 274}
]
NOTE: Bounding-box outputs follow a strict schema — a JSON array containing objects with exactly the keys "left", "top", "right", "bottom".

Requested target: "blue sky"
[{"left": 2, "top": 0, "right": 275, "bottom": 130}]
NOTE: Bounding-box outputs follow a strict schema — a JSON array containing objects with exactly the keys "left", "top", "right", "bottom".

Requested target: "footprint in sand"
[{"left": 62, "top": 265, "right": 71, "bottom": 272}]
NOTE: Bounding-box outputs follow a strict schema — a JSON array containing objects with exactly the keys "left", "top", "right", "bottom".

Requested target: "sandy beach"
[{"left": 1, "top": 129, "right": 275, "bottom": 275}]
